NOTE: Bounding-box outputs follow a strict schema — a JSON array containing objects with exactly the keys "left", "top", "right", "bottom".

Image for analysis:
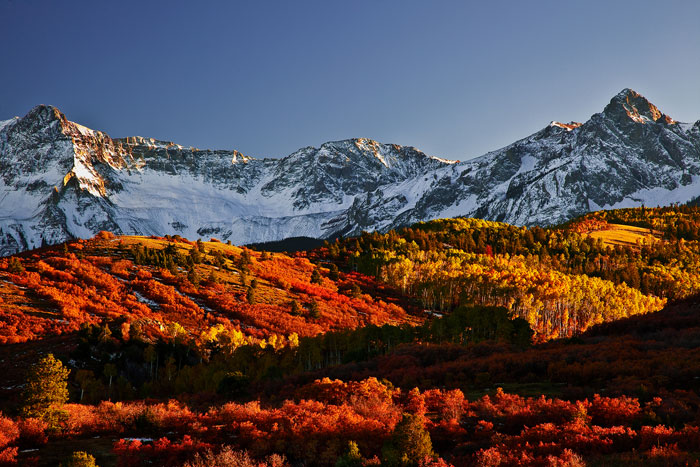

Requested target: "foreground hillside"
[
  {"left": 0, "top": 232, "right": 418, "bottom": 417},
  {"left": 2, "top": 207, "right": 700, "bottom": 465},
  {"left": 4, "top": 293, "right": 700, "bottom": 466}
]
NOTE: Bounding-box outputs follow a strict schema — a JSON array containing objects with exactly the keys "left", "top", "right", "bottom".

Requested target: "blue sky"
[{"left": 1, "top": 0, "right": 699, "bottom": 160}]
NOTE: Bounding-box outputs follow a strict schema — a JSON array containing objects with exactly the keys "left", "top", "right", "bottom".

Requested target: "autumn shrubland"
[{"left": 2, "top": 206, "right": 700, "bottom": 465}]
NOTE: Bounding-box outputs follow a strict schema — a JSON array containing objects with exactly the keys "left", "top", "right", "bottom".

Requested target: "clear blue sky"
[{"left": 2, "top": 0, "right": 699, "bottom": 160}]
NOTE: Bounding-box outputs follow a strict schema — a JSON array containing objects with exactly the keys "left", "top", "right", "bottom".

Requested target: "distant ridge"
[
  {"left": 247, "top": 236, "right": 326, "bottom": 253},
  {"left": 1, "top": 88, "right": 699, "bottom": 255}
]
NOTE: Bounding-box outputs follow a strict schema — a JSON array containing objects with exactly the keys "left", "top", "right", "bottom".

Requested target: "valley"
[{"left": 1, "top": 206, "right": 700, "bottom": 464}]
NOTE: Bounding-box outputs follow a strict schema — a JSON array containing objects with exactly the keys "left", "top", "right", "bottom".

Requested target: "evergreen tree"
[
  {"left": 207, "top": 271, "right": 218, "bottom": 284},
  {"left": 309, "top": 300, "right": 320, "bottom": 319},
  {"left": 240, "top": 248, "right": 252, "bottom": 267},
  {"left": 328, "top": 263, "right": 340, "bottom": 281},
  {"left": 246, "top": 286, "right": 256, "bottom": 305},
  {"left": 188, "top": 267, "right": 200, "bottom": 287},
  {"left": 217, "top": 371, "right": 250, "bottom": 398},
  {"left": 311, "top": 267, "right": 322, "bottom": 284},
  {"left": 213, "top": 251, "right": 226, "bottom": 268},
  {"left": 8, "top": 257, "right": 23, "bottom": 274},
  {"left": 382, "top": 413, "right": 434, "bottom": 466},
  {"left": 335, "top": 441, "right": 364, "bottom": 467},
  {"left": 167, "top": 258, "right": 179, "bottom": 276},
  {"left": 21, "top": 353, "right": 70, "bottom": 430},
  {"left": 189, "top": 247, "right": 202, "bottom": 265}
]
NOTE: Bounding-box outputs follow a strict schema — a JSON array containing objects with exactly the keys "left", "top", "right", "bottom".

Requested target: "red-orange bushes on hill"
[
  {"left": 147, "top": 266, "right": 326, "bottom": 340},
  {"left": 7, "top": 381, "right": 700, "bottom": 465},
  {"left": 36, "top": 257, "right": 145, "bottom": 321},
  {"left": 192, "top": 289, "right": 265, "bottom": 338},
  {"left": 254, "top": 255, "right": 317, "bottom": 287},
  {"left": 569, "top": 218, "right": 610, "bottom": 234},
  {"left": 208, "top": 398, "right": 397, "bottom": 465},
  {"left": 293, "top": 377, "right": 395, "bottom": 408},
  {"left": 35, "top": 260, "right": 75, "bottom": 282},
  {"left": 470, "top": 389, "right": 586, "bottom": 431},
  {"left": 114, "top": 435, "right": 212, "bottom": 467},
  {"left": 422, "top": 389, "right": 466, "bottom": 423},
  {"left": 0, "top": 307, "right": 61, "bottom": 344},
  {"left": 287, "top": 281, "right": 411, "bottom": 328},
  {"left": 17, "top": 418, "right": 48, "bottom": 447},
  {"left": 251, "top": 254, "right": 413, "bottom": 328},
  {"left": 638, "top": 425, "right": 700, "bottom": 451},
  {"left": 0, "top": 254, "right": 159, "bottom": 341},
  {"left": 588, "top": 394, "right": 642, "bottom": 427},
  {"left": 0, "top": 236, "right": 418, "bottom": 344},
  {"left": 236, "top": 303, "right": 324, "bottom": 338},
  {"left": 131, "top": 278, "right": 201, "bottom": 318},
  {"left": 126, "top": 276, "right": 242, "bottom": 341},
  {"left": 0, "top": 413, "right": 19, "bottom": 465},
  {"left": 110, "top": 259, "right": 134, "bottom": 278},
  {"left": 45, "top": 256, "right": 125, "bottom": 299},
  {"left": 61, "top": 400, "right": 199, "bottom": 438},
  {"left": 181, "top": 273, "right": 410, "bottom": 340}
]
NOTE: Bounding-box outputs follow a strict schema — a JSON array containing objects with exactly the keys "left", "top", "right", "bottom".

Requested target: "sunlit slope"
[
  {"left": 584, "top": 223, "right": 661, "bottom": 248},
  {"left": 0, "top": 233, "right": 417, "bottom": 345}
]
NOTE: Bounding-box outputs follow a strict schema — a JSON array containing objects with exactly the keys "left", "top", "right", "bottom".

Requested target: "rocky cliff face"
[{"left": 1, "top": 89, "right": 699, "bottom": 254}]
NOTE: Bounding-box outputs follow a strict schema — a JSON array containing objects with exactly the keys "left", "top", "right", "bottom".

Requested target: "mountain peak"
[
  {"left": 25, "top": 104, "right": 63, "bottom": 120},
  {"left": 604, "top": 88, "right": 675, "bottom": 124},
  {"left": 19, "top": 104, "right": 66, "bottom": 129}
]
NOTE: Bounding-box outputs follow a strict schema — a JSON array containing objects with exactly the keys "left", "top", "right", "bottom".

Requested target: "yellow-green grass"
[
  {"left": 110, "top": 235, "right": 243, "bottom": 255},
  {"left": 586, "top": 223, "right": 661, "bottom": 248}
]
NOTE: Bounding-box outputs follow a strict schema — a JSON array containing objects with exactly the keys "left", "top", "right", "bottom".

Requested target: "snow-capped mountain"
[
  {"left": 1, "top": 88, "right": 699, "bottom": 254},
  {"left": 369, "top": 88, "right": 700, "bottom": 230}
]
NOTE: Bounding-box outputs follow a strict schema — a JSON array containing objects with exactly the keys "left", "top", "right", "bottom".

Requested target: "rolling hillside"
[{"left": 2, "top": 207, "right": 700, "bottom": 465}]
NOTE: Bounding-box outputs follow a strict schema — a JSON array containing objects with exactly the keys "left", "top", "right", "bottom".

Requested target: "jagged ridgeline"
[
  {"left": 1, "top": 89, "right": 700, "bottom": 255},
  {"left": 323, "top": 208, "right": 700, "bottom": 340}
]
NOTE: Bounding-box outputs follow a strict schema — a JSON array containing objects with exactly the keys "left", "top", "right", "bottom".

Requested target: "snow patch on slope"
[
  {"left": 0, "top": 118, "right": 17, "bottom": 133},
  {"left": 603, "top": 176, "right": 700, "bottom": 210}
]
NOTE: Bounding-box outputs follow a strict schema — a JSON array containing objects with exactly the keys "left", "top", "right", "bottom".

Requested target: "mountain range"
[{"left": 1, "top": 88, "right": 699, "bottom": 255}]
